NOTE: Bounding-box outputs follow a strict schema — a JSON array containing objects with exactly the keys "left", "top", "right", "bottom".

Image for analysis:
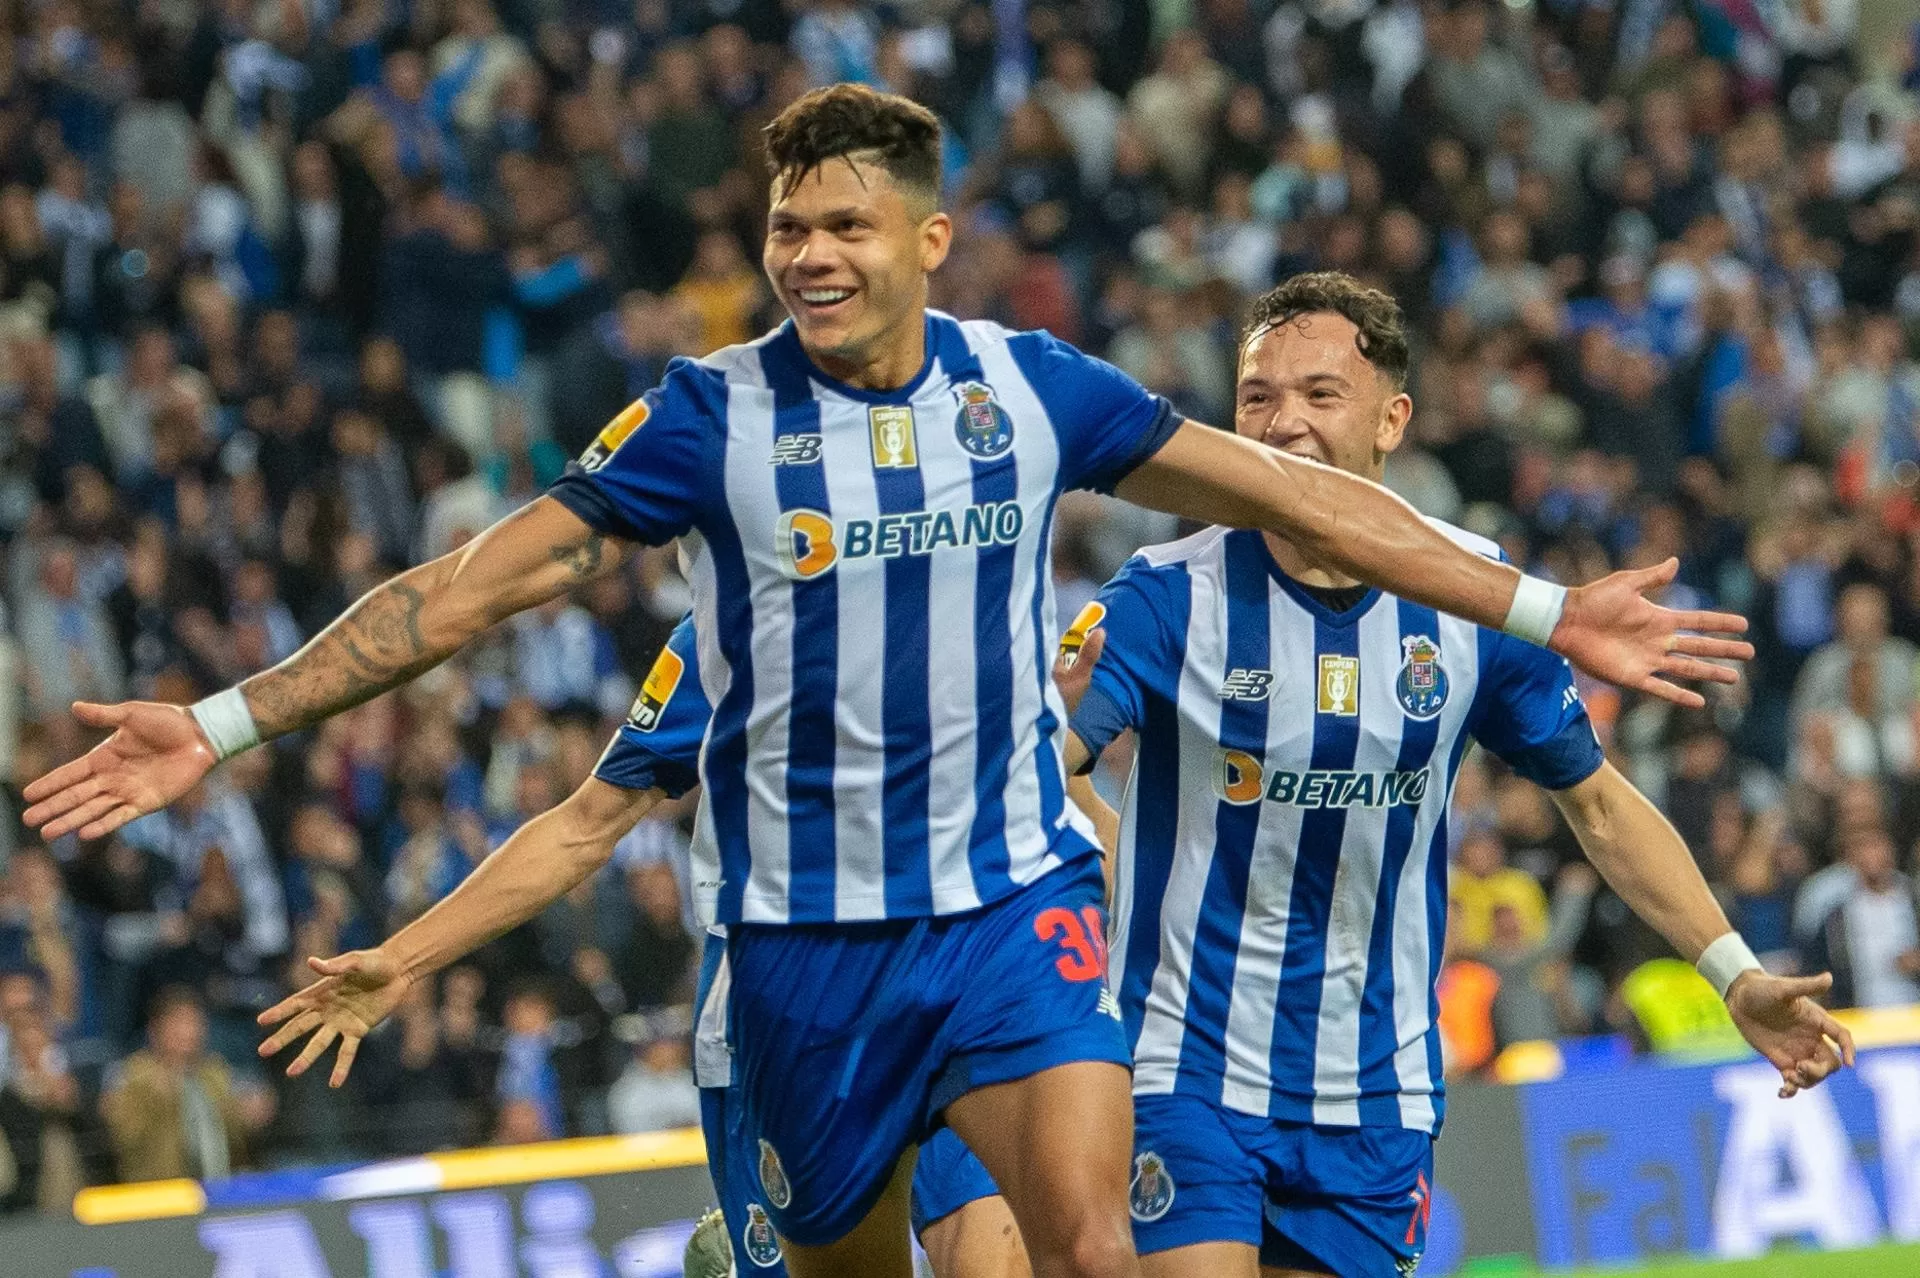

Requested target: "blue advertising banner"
[{"left": 1514, "top": 1044, "right": 1920, "bottom": 1267}]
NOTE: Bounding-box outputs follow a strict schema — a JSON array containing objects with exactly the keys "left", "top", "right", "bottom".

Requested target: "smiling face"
[
  {"left": 1233, "top": 310, "right": 1411, "bottom": 481},
  {"left": 763, "top": 155, "right": 951, "bottom": 388}
]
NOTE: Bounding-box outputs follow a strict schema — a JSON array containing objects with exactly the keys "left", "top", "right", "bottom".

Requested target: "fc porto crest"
[
  {"left": 741, "top": 1203, "right": 783, "bottom": 1268},
  {"left": 952, "top": 381, "right": 1014, "bottom": 459},
  {"left": 757, "top": 1139, "right": 792, "bottom": 1209},
  {"left": 1397, "top": 634, "right": 1449, "bottom": 721},
  {"left": 1129, "top": 1151, "right": 1175, "bottom": 1223}
]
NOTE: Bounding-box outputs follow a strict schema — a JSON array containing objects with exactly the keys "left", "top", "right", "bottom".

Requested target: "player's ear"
[
  {"left": 1376, "top": 390, "right": 1412, "bottom": 456},
  {"left": 920, "top": 211, "right": 953, "bottom": 272}
]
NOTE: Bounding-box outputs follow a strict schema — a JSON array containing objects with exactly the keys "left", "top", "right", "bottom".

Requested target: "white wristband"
[
  {"left": 188, "top": 688, "right": 261, "bottom": 762},
  {"left": 1503, "top": 576, "right": 1567, "bottom": 648},
  {"left": 1697, "top": 932, "right": 1763, "bottom": 1000}
]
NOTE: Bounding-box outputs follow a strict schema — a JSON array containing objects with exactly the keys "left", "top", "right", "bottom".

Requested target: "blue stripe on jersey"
[
  {"left": 759, "top": 338, "right": 839, "bottom": 909},
  {"left": 701, "top": 451, "right": 758, "bottom": 925},
  {"left": 1118, "top": 576, "right": 1193, "bottom": 1051},
  {"left": 875, "top": 413, "right": 934, "bottom": 915},
  {"left": 1355, "top": 598, "right": 1447, "bottom": 1126},
  {"left": 1266, "top": 598, "right": 1368, "bottom": 1121},
  {"left": 1026, "top": 498, "right": 1071, "bottom": 852},
  {"left": 935, "top": 323, "right": 1019, "bottom": 896},
  {"left": 1173, "top": 536, "right": 1273, "bottom": 1093},
  {"left": 1421, "top": 626, "right": 1509, "bottom": 1123}
]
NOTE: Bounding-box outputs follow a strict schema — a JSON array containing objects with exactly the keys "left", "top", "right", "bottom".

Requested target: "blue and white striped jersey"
[
  {"left": 552, "top": 312, "right": 1179, "bottom": 925},
  {"left": 593, "top": 614, "right": 708, "bottom": 798},
  {"left": 1071, "top": 524, "right": 1603, "bottom": 1134}
]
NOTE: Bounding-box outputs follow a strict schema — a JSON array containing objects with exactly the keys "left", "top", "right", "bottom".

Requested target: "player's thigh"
[
  {"left": 1258, "top": 1267, "right": 1333, "bottom": 1278},
  {"left": 1139, "top": 1242, "right": 1262, "bottom": 1278},
  {"left": 779, "top": 1147, "right": 919, "bottom": 1278},
  {"left": 920, "top": 1194, "right": 1031, "bottom": 1278},
  {"left": 943, "top": 1060, "right": 1135, "bottom": 1273}
]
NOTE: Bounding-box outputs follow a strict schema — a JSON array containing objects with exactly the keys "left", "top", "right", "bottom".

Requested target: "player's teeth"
[{"left": 800, "top": 290, "right": 850, "bottom": 303}]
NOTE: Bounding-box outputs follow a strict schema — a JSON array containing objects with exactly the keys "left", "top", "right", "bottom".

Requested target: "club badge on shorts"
[
  {"left": 1397, "top": 634, "right": 1449, "bottom": 721},
  {"left": 742, "top": 1203, "right": 783, "bottom": 1268},
  {"left": 1129, "top": 1151, "right": 1175, "bottom": 1222},
  {"left": 953, "top": 381, "right": 1014, "bottom": 459},
  {"left": 758, "top": 1139, "right": 791, "bottom": 1209}
]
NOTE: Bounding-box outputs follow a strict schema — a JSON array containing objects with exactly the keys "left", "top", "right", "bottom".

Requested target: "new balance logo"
[
  {"left": 1220, "top": 668, "right": 1274, "bottom": 701},
  {"left": 770, "top": 434, "right": 823, "bottom": 465},
  {"left": 1098, "top": 987, "right": 1122, "bottom": 1022}
]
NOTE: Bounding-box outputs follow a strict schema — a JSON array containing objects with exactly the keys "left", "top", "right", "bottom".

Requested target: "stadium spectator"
[
  {"left": 100, "top": 987, "right": 269, "bottom": 1182},
  {"left": 1807, "top": 826, "right": 1920, "bottom": 1008}
]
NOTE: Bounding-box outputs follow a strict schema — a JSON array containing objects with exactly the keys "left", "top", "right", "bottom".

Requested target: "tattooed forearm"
[
  {"left": 549, "top": 532, "right": 607, "bottom": 582},
  {"left": 241, "top": 578, "right": 448, "bottom": 738}
]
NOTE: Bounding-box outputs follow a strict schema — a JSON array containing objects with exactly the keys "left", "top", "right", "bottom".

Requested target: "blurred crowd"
[{"left": 0, "top": 0, "right": 1909, "bottom": 1212}]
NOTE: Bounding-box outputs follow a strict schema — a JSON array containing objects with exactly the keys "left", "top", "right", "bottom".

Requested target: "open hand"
[
  {"left": 1725, "top": 969, "right": 1855, "bottom": 1099},
  {"left": 258, "top": 949, "right": 415, "bottom": 1089},
  {"left": 1552, "top": 559, "right": 1752, "bottom": 708},
  {"left": 23, "top": 701, "right": 219, "bottom": 840}
]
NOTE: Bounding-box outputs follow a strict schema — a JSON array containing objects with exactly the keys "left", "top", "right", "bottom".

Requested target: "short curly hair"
[
  {"left": 1242, "top": 272, "right": 1410, "bottom": 390},
  {"left": 763, "top": 84, "right": 942, "bottom": 206}
]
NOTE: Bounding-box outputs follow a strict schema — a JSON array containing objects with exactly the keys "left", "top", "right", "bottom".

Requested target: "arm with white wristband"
[
  {"left": 22, "top": 496, "right": 631, "bottom": 844},
  {"left": 1114, "top": 422, "right": 1752, "bottom": 707},
  {"left": 1549, "top": 763, "right": 1853, "bottom": 1096}
]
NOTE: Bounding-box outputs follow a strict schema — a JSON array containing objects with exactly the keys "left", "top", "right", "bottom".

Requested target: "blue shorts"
[
  {"left": 910, "top": 1127, "right": 1001, "bottom": 1238},
  {"left": 726, "top": 856, "right": 1125, "bottom": 1246},
  {"left": 1129, "top": 1093, "right": 1435, "bottom": 1277},
  {"left": 695, "top": 934, "right": 1006, "bottom": 1263}
]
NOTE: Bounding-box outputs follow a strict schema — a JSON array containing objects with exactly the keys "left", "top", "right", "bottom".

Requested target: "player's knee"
[{"left": 1055, "top": 1212, "right": 1134, "bottom": 1278}]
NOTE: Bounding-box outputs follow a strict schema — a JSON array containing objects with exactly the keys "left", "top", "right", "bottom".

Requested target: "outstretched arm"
[
  {"left": 1550, "top": 762, "right": 1855, "bottom": 1097},
  {"left": 1117, "top": 424, "right": 1750, "bottom": 706},
  {"left": 249, "top": 496, "right": 623, "bottom": 736},
  {"left": 259, "top": 775, "right": 661, "bottom": 1087},
  {"left": 25, "top": 497, "right": 628, "bottom": 840}
]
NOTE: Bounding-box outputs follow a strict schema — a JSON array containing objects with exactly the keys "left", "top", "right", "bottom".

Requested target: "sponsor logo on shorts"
[
  {"left": 1129, "top": 1151, "right": 1175, "bottom": 1223},
  {"left": 758, "top": 1139, "right": 792, "bottom": 1210},
  {"left": 742, "top": 1203, "right": 783, "bottom": 1268}
]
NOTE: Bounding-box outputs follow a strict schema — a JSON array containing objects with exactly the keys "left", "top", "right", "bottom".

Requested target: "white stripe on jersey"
[
  {"left": 1216, "top": 594, "right": 1315, "bottom": 1114},
  {"left": 1391, "top": 609, "right": 1482, "bottom": 1131},
  {"left": 969, "top": 327, "right": 1079, "bottom": 865},
  {"left": 1130, "top": 533, "right": 1229, "bottom": 1096},
  {"left": 1309, "top": 601, "right": 1407, "bottom": 1125},
  {"left": 921, "top": 354, "right": 985, "bottom": 915},
  {"left": 815, "top": 385, "right": 892, "bottom": 921},
  {"left": 718, "top": 375, "right": 793, "bottom": 922}
]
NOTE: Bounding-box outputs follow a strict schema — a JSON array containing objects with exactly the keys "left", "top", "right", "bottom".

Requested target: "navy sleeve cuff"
[
  {"left": 1515, "top": 722, "right": 1606, "bottom": 793},
  {"left": 548, "top": 467, "right": 647, "bottom": 543},
  {"left": 1068, "top": 685, "right": 1130, "bottom": 769},
  {"left": 593, "top": 752, "right": 700, "bottom": 799},
  {"left": 1086, "top": 399, "right": 1184, "bottom": 495}
]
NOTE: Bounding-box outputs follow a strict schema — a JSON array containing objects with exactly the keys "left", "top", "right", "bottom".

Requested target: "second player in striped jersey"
[{"left": 1056, "top": 274, "right": 1856, "bottom": 1278}]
